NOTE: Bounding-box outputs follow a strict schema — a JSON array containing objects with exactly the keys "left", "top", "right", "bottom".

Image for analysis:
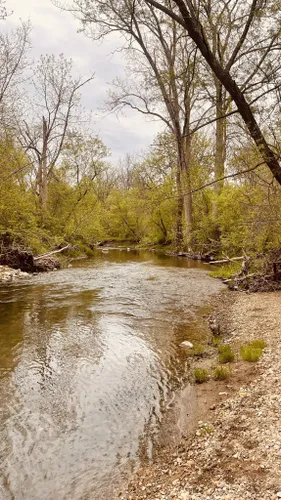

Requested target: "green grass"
[
  {"left": 213, "top": 365, "right": 232, "bottom": 380},
  {"left": 190, "top": 344, "right": 205, "bottom": 357},
  {"left": 194, "top": 368, "right": 209, "bottom": 384},
  {"left": 218, "top": 344, "right": 235, "bottom": 364},
  {"left": 240, "top": 338, "right": 266, "bottom": 362},
  {"left": 213, "top": 335, "right": 221, "bottom": 347},
  {"left": 209, "top": 261, "right": 242, "bottom": 279},
  {"left": 248, "top": 339, "right": 267, "bottom": 349},
  {"left": 240, "top": 345, "right": 263, "bottom": 362}
]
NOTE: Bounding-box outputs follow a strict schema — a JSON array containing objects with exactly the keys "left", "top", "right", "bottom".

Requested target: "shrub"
[
  {"left": 240, "top": 345, "right": 263, "bottom": 362},
  {"left": 213, "top": 365, "right": 232, "bottom": 380},
  {"left": 194, "top": 368, "right": 209, "bottom": 384},
  {"left": 218, "top": 345, "right": 235, "bottom": 364}
]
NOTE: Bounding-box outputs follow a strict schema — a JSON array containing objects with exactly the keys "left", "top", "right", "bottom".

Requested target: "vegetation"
[
  {"left": 189, "top": 344, "right": 205, "bottom": 357},
  {"left": 218, "top": 345, "right": 235, "bottom": 364},
  {"left": 194, "top": 368, "right": 209, "bottom": 384},
  {"left": 249, "top": 340, "right": 267, "bottom": 350},
  {"left": 1, "top": 2, "right": 281, "bottom": 273},
  {"left": 240, "top": 346, "right": 263, "bottom": 362},
  {"left": 212, "top": 335, "right": 221, "bottom": 347},
  {"left": 213, "top": 365, "right": 232, "bottom": 381},
  {"left": 209, "top": 262, "right": 242, "bottom": 280}
]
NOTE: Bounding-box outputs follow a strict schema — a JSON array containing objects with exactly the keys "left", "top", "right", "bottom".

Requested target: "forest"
[{"left": 1, "top": 0, "right": 281, "bottom": 266}]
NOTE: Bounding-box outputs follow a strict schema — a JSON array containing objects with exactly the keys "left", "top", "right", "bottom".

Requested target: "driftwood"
[
  {"left": 34, "top": 244, "right": 72, "bottom": 261},
  {"left": 209, "top": 256, "right": 244, "bottom": 265}
]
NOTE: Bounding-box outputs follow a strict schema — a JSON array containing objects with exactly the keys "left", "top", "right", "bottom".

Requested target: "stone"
[{"left": 180, "top": 341, "right": 194, "bottom": 349}]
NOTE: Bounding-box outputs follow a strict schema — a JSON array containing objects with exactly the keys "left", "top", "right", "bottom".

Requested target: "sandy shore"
[{"left": 121, "top": 290, "right": 281, "bottom": 500}]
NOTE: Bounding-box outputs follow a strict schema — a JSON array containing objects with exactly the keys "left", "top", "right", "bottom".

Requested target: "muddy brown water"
[{"left": 0, "top": 250, "right": 224, "bottom": 500}]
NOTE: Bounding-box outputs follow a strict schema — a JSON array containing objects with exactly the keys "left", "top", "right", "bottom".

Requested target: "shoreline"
[
  {"left": 120, "top": 290, "right": 281, "bottom": 500},
  {"left": 0, "top": 265, "right": 31, "bottom": 282}
]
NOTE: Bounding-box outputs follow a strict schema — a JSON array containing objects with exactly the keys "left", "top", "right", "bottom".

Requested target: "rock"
[{"left": 180, "top": 341, "right": 194, "bottom": 349}]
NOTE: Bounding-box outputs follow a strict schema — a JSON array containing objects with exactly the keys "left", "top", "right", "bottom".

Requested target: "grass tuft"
[
  {"left": 213, "top": 335, "right": 221, "bottom": 347},
  {"left": 190, "top": 344, "right": 205, "bottom": 357},
  {"left": 248, "top": 339, "right": 267, "bottom": 349},
  {"left": 240, "top": 345, "right": 263, "bottom": 362},
  {"left": 218, "top": 344, "right": 235, "bottom": 364},
  {"left": 213, "top": 365, "right": 232, "bottom": 380},
  {"left": 194, "top": 368, "right": 209, "bottom": 384}
]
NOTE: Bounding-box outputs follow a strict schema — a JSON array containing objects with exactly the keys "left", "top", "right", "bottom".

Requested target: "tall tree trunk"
[
  {"left": 40, "top": 116, "right": 48, "bottom": 209},
  {"left": 213, "top": 80, "right": 227, "bottom": 239},
  {"left": 214, "top": 81, "right": 226, "bottom": 195},
  {"left": 179, "top": 135, "right": 193, "bottom": 245},
  {"left": 175, "top": 164, "right": 184, "bottom": 250}
]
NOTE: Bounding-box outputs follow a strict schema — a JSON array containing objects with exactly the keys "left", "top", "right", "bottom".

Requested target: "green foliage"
[
  {"left": 218, "top": 345, "right": 235, "bottom": 363},
  {"left": 209, "top": 261, "right": 242, "bottom": 279},
  {"left": 194, "top": 368, "right": 209, "bottom": 384},
  {"left": 213, "top": 365, "right": 232, "bottom": 380}
]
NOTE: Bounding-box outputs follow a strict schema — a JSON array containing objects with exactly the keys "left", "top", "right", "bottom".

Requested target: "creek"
[{"left": 0, "top": 250, "right": 224, "bottom": 499}]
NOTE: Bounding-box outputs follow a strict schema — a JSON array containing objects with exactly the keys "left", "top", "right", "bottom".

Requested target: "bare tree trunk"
[
  {"left": 179, "top": 135, "right": 193, "bottom": 245},
  {"left": 175, "top": 165, "right": 184, "bottom": 250},
  {"left": 40, "top": 116, "right": 48, "bottom": 209},
  {"left": 213, "top": 80, "right": 227, "bottom": 239},
  {"left": 214, "top": 81, "right": 226, "bottom": 195}
]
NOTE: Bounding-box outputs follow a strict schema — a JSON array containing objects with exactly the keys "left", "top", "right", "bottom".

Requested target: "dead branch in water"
[{"left": 34, "top": 244, "right": 72, "bottom": 261}]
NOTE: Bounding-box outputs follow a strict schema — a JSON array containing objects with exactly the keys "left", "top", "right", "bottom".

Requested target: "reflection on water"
[{"left": 0, "top": 250, "right": 224, "bottom": 499}]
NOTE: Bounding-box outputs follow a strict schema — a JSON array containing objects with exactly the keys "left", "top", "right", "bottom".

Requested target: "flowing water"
[{"left": 0, "top": 250, "right": 224, "bottom": 500}]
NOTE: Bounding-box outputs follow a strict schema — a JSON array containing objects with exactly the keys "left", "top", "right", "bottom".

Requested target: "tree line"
[{"left": 1, "top": 0, "right": 281, "bottom": 260}]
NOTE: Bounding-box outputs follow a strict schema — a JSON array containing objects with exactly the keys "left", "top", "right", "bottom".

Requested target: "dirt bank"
[{"left": 121, "top": 290, "right": 281, "bottom": 500}]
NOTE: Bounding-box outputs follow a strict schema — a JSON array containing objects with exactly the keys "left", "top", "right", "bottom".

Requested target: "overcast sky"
[{"left": 6, "top": 0, "right": 162, "bottom": 163}]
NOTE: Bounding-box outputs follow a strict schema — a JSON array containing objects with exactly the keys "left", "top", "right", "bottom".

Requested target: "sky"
[{"left": 6, "top": 0, "right": 162, "bottom": 163}]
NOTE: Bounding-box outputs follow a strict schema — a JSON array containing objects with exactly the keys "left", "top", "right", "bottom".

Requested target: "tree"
[
  {"left": 60, "top": 0, "right": 210, "bottom": 248},
  {"left": 0, "top": 21, "right": 31, "bottom": 127},
  {"left": 19, "top": 54, "right": 94, "bottom": 210},
  {"left": 144, "top": 0, "right": 281, "bottom": 186},
  {"left": 62, "top": 130, "right": 110, "bottom": 185}
]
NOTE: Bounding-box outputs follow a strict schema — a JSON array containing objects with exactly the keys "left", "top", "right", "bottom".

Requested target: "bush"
[
  {"left": 218, "top": 345, "right": 235, "bottom": 364},
  {"left": 194, "top": 368, "right": 209, "bottom": 384},
  {"left": 240, "top": 345, "right": 263, "bottom": 362},
  {"left": 213, "top": 365, "right": 232, "bottom": 380}
]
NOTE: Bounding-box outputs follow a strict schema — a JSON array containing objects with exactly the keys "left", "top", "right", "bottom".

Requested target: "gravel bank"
[{"left": 123, "top": 291, "right": 281, "bottom": 500}]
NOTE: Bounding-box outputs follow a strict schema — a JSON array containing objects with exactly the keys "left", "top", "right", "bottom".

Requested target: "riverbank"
[{"left": 122, "top": 290, "right": 281, "bottom": 500}]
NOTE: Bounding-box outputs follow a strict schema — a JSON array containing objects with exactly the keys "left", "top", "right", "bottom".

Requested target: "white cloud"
[{"left": 5, "top": 0, "right": 163, "bottom": 162}]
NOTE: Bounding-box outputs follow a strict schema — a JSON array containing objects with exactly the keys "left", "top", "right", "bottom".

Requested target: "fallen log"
[
  {"left": 209, "top": 256, "right": 244, "bottom": 265},
  {"left": 34, "top": 244, "right": 72, "bottom": 261}
]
